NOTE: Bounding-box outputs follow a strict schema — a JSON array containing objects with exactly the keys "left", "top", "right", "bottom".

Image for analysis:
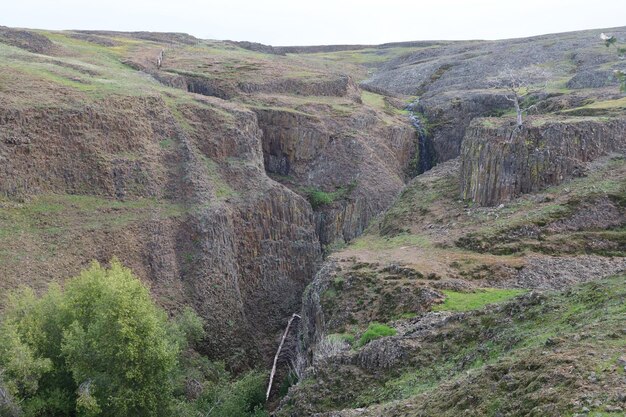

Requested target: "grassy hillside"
[
  {"left": 280, "top": 276, "right": 626, "bottom": 416},
  {"left": 1, "top": 25, "right": 626, "bottom": 416}
]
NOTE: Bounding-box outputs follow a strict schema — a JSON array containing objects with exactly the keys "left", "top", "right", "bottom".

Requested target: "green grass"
[
  {"left": 568, "top": 96, "right": 626, "bottom": 110},
  {"left": 201, "top": 156, "right": 239, "bottom": 200},
  {"left": 432, "top": 288, "right": 527, "bottom": 312},
  {"left": 0, "top": 194, "right": 184, "bottom": 239},
  {"left": 349, "top": 232, "right": 432, "bottom": 250},
  {"left": 0, "top": 40, "right": 163, "bottom": 103},
  {"left": 159, "top": 138, "right": 175, "bottom": 149},
  {"left": 327, "top": 333, "right": 356, "bottom": 346},
  {"left": 0, "top": 33, "right": 244, "bottom": 113},
  {"left": 360, "top": 91, "right": 406, "bottom": 116},
  {"left": 301, "top": 46, "right": 431, "bottom": 66},
  {"left": 361, "top": 91, "right": 386, "bottom": 109},
  {"left": 379, "top": 173, "right": 459, "bottom": 235},
  {"left": 358, "top": 322, "right": 397, "bottom": 347},
  {"left": 305, "top": 189, "right": 334, "bottom": 208},
  {"left": 319, "top": 276, "right": 626, "bottom": 415},
  {"left": 302, "top": 182, "right": 356, "bottom": 210},
  {"left": 480, "top": 119, "right": 497, "bottom": 128},
  {"left": 393, "top": 312, "right": 418, "bottom": 320}
]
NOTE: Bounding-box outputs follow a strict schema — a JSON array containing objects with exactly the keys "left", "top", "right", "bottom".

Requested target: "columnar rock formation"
[
  {"left": 254, "top": 106, "right": 417, "bottom": 247},
  {"left": 0, "top": 93, "right": 323, "bottom": 363},
  {"left": 460, "top": 117, "right": 626, "bottom": 206},
  {"left": 0, "top": 27, "right": 419, "bottom": 366}
]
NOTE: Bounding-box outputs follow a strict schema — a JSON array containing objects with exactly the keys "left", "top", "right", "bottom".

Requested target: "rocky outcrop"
[
  {"left": 75, "top": 30, "right": 199, "bottom": 45},
  {"left": 149, "top": 69, "right": 354, "bottom": 100},
  {"left": 298, "top": 261, "right": 338, "bottom": 369},
  {"left": 254, "top": 107, "right": 417, "bottom": 247},
  {"left": 419, "top": 93, "right": 512, "bottom": 163},
  {"left": 0, "top": 96, "right": 179, "bottom": 198},
  {"left": 359, "top": 27, "right": 626, "bottom": 164},
  {"left": 566, "top": 69, "right": 621, "bottom": 89},
  {"left": 239, "top": 75, "right": 357, "bottom": 97},
  {"left": 227, "top": 40, "right": 285, "bottom": 55},
  {"left": 148, "top": 71, "right": 234, "bottom": 100},
  {"left": 0, "top": 93, "right": 323, "bottom": 365},
  {"left": 254, "top": 109, "right": 329, "bottom": 177},
  {"left": 364, "top": 28, "right": 626, "bottom": 97},
  {"left": 460, "top": 117, "right": 626, "bottom": 206},
  {"left": 0, "top": 26, "right": 55, "bottom": 54},
  {"left": 314, "top": 198, "right": 373, "bottom": 245},
  {"left": 0, "top": 28, "right": 422, "bottom": 368}
]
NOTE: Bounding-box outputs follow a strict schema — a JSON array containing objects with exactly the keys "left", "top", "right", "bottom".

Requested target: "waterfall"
[{"left": 406, "top": 99, "right": 435, "bottom": 175}]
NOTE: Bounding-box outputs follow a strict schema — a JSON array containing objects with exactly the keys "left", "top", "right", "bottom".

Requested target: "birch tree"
[
  {"left": 491, "top": 66, "right": 550, "bottom": 127},
  {"left": 601, "top": 33, "right": 626, "bottom": 92}
]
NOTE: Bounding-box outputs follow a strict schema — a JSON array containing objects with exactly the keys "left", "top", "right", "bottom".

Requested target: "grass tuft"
[
  {"left": 432, "top": 288, "right": 527, "bottom": 312},
  {"left": 358, "top": 322, "right": 397, "bottom": 347}
]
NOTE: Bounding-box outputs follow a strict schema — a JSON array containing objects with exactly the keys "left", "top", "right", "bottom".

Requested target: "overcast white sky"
[{"left": 3, "top": 0, "right": 626, "bottom": 46}]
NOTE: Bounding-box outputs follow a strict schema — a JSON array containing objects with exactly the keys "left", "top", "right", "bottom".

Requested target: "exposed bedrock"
[
  {"left": 253, "top": 107, "right": 417, "bottom": 247},
  {"left": 0, "top": 96, "right": 181, "bottom": 199},
  {"left": 0, "top": 94, "right": 322, "bottom": 365},
  {"left": 180, "top": 185, "right": 321, "bottom": 363},
  {"left": 150, "top": 71, "right": 234, "bottom": 100},
  {"left": 419, "top": 93, "right": 512, "bottom": 163},
  {"left": 254, "top": 109, "right": 328, "bottom": 177},
  {"left": 146, "top": 65, "right": 356, "bottom": 100},
  {"left": 238, "top": 74, "right": 357, "bottom": 97},
  {"left": 460, "top": 117, "right": 626, "bottom": 206}
]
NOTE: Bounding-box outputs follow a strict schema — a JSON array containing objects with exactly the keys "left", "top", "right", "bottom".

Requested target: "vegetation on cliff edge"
[{"left": 0, "top": 260, "right": 268, "bottom": 417}]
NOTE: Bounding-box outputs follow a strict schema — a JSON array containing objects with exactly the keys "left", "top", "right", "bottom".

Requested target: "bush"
[
  {"left": 169, "top": 306, "right": 206, "bottom": 350},
  {"left": 304, "top": 188, "right": 334, "bottom": 209},
  {"left": 278, "top": 371, "right": 298, "bottom": 397},
  {"left": 358, "top": 323, "right": 397, "bottom": 347},
  {"left": 0, "top": 260, "right": 268, "bottom": 417},
  {"left": 0, "top": 259, "right": 179, "bottom": 417},
  {"left": 0, "top": 376, "right": 21, "bottom": 417},
  {"left": 186, "top": 363, "right": 268, "bottom": 417},
  {"left": 303, "top": 181, "right": 357, "bottom": 210}
]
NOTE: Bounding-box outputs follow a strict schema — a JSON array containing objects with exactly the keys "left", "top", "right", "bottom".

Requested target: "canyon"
[{"left": 1, "top": 24, "right": 625, "bottom": 416}]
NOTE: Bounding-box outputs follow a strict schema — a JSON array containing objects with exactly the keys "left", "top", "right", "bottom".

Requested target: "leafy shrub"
[
  {"left": 169, "top": 306, "right": 206, "bottom": 350},
  {"left": 0, "top": 376, "right": 21, "bottom": 417},
  {"left": 304, "top": 188, "right": 334, "bottom": 209},
  {"left": 358, "top": 323, "right": 397, "bottom": 347},
  {"left": 303, "top": 181, "right": 357, "bottom": 210},
  {"left": 0, "top": 260, "right": 268, "bottom": 417},
  {"left": 0, "top": 259, "right": 179, "bottom": 417},
  {"left": 278, "top": 371, "right": 299, "bottom": 397},
  {"left": 332, "top": 277, "right": 345, "bottom": 290},
  {"left": 188, "top": 364, "right": 268, "bottom": 417}
]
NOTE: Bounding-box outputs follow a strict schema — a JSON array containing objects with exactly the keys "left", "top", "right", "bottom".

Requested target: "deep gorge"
[{"left": 1, "top": 24, "right": 626, "bottom": 417}]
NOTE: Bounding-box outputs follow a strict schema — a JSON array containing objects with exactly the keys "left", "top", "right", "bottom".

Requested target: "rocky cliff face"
[
  {"left": 362, "top": 27, "right": 626, "bottom": 164},
  {"left": 0, "top": 89, "right": 322, "bottom": 364},
  {"left": 3, "top": 24, "right": 626, "bottom": 414},
  {"left": 0, "top": 28, "right": 418, "bottom": 367},
  {"left": 460, "top": 117, "right": 626, "bottom": 206},
  {"left": 417, "top": 93, "right": 512, "bottom": 163},
  {"left": 254, "top": 105, "right": 416, "bottom": 247}
]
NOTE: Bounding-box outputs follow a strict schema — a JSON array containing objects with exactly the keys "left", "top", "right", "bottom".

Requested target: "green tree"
[
  {"left": 0, "top": 260, "right": 179, "bottom": 417},
  {"left": 0, "top": 260, "right": 268, "bottom": 417}
]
